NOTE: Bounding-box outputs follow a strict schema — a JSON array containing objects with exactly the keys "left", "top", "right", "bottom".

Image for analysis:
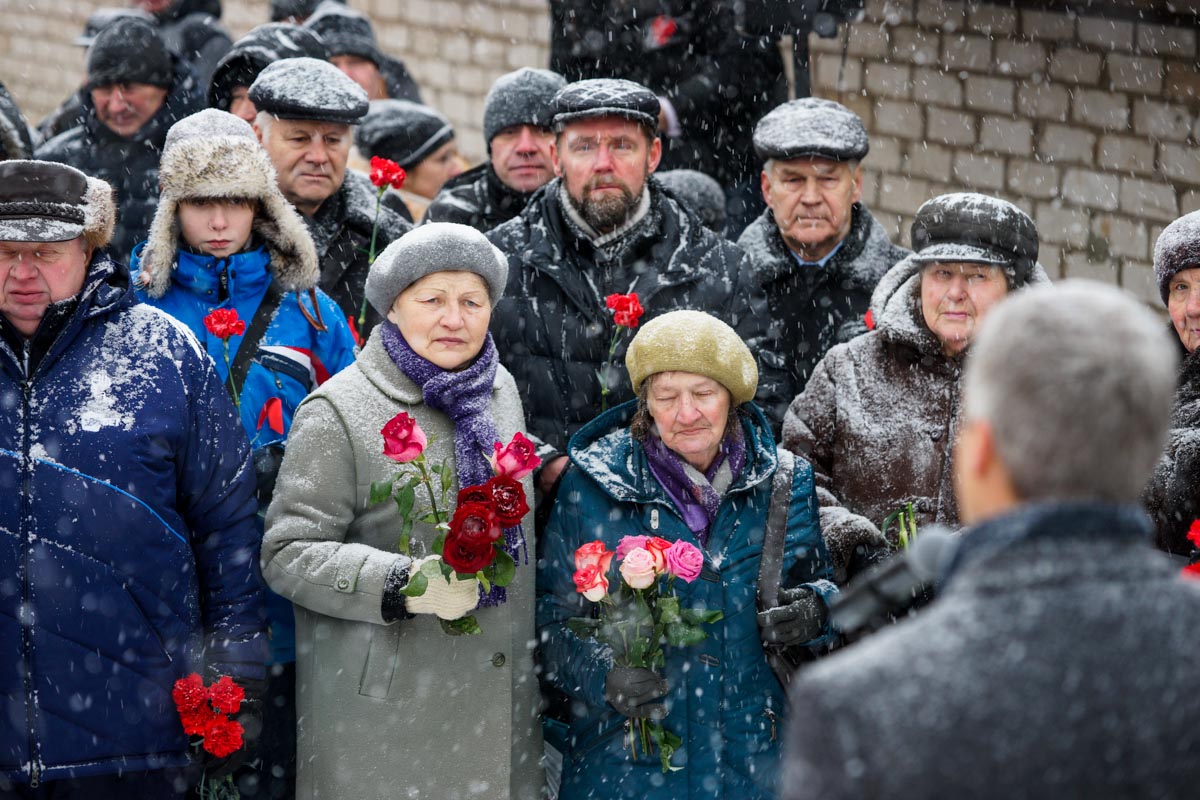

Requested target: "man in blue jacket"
[{"left": 0, "top": 160, "right": 266, "bottom": 798}]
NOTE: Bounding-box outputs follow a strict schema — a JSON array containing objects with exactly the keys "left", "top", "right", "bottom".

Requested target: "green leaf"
[
  {"left": 680, "top": 608, "right": 724, "bottom": 626},
  {"left": 665, "top": 622, "right": 708, "bottom": 648},
  {"left": 565, "top": 617, "right": 602, "bottom": 640},
  {"left": 477, "top": 569, "right": 491, "bottom": 593},
  {"left": 492, "top": 550, "right": 516, "bottom": 587},
  {"left": 418, "top": 559, "right": 444, "bottom": 580},
  {"left": 397, "top": 531, "right": 411, "bottom": 556},
  {"left": 369, "top": 477, "right": 396, "bottom": 505},
  {"left": 439, "top": 459, "right": 454, "bottom": 494},
  {"left": 431, "top": 533, "right": 446, "bottom": 556},
  {"left": 440, "top": 615, "right": 482, "bottom": 636},
  {"left": 418, "top": 512, "right": 441, "bottom": 525},
  {"left": 657, "top": 595, "right": 682, "bottom": 625},
  {"left": 394, "top": 483, "right": 416, "bottom": 519},
  {"left": 399, "top": 571, "right": 428, "bottom": 597},
  {"left": 440, "top": 560, "right": 453, "bottom": 582},
  {"left": 429, "top": 463, "right": 442, "bottom": 474}
]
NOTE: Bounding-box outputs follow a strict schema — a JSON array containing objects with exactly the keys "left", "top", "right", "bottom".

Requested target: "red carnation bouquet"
[
  {"left": 370, "top": 412, "right": 540, "bottom": 635},
  {"left": 598, "top": 292, "right": 644, "bottom": 411},
  {"left": 352, "top": 156, "right": 409, "bottom": 342},
  {"left": 172, "top": 673, "right": 246, "bottom": 799}
]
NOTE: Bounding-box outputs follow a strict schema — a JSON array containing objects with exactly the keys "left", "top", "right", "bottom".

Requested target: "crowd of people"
[{"left": 0, "top": 1, "right": 1198, "bottom": 799}]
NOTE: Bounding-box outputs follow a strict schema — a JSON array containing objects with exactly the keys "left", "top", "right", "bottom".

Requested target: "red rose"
[
  {"left": 369, "top": 156, "right": 407, "bottom": 191},
  {"left": 179, "top": 706, "right": 218, "bottom": 737},
  {"left": 381, "top": 412, "right": 428, "bottom": 463},
  {"left": 208, "top": 676, "right": 244, "bottom": 715},
  {"left": 573, "top": 563, "right": 609, "bottom": 601},
  {"left": 172, "top": 673, "right": 208, "bottom": 713},
  {"left": 457, "top": 485, "right": 491, "bottom": 505},
  {"left": 444, "top": 502, "right": 501, "bottom": 573},
  {"left": 605, "top": 292, "right": 644, "bottom": 328},
  {"left": 643, "top": 536, "right": 673, "bottom": 573},
  {"left": 203, "top": 308, "right": 245, "bottom": 340},
  {"left": 489, "top": 432, "right": 541, "bottom": 480},
  {"left": 574, "top": 540, "right": 614, "bottom": 574},
  {"left": 202, "top": 715, "right": 244, "bottom": 758},
  {"left": 486, "top": 475, "right": 530, "bottom": 527}
]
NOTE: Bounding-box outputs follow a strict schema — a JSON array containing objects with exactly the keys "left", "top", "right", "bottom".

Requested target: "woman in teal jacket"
[{"left": 537, "top": 310, "right": 838, "bottom": 800}]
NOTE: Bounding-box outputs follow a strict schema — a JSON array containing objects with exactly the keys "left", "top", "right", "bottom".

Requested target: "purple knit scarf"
[
  {"left": 643, "top": 425, "right": 747, "bottom": 546},
  {"left": 381, "top": 322, "right": 526, "bottom": 606}
]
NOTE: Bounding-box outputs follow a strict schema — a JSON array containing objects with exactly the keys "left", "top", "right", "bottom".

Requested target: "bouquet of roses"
[
  {"left": 172, "top": 673, "right": 247, "bottom": 800},
  {"left": 370, "top": 411, "right": 540, "bottom": 635},
  {"left": 567, "top": 535, "right": 723, "bottom": 772}
]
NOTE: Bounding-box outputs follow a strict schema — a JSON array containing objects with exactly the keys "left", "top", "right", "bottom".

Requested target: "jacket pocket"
[{"left": 358, "top": 622, "right": 400, "bottom": 699}]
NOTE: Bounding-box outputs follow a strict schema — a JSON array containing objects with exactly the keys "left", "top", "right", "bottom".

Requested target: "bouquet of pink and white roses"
[{"left": 567, "top": 535, "right": 723, "bottom": 772}]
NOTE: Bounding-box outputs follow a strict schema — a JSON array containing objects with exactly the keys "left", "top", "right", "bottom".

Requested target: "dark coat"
[
  {"left": 152, "top": 0, "right": 232, "bottom": 89},
  {"left": 0, "top": 252, "right": 266, "bottom": 785},
  {"left": 0, "top": 79, "right": 33, "bottom": 160},
  {"left": 538, "top": 401, "right": 837, "bottom": 800},
  {"left": 1144, "top": 337, "right": 1200, "bottom": 556},
  {"left": 304, "top": 170, "right": 412, "bottom": 339},
  {"left": 381, "top": 54, "right": 422, "bottom": 103},
  {"left": 424, "top": 163, "right": 533, "bottom": 233},
  {"left": 782, "top": 255, "right": 1050, "bottom": 538},
  {"left": 549, "top": 0, "right": 786, "bottom": 189},
  {"left": 739, "top": 203, "right": 909, "bottom": 431},
  {"left": 34, "top": 61, "right": 204, "bottom": 264},
  {"left": 783, "top": 502, "right": 1200, "bottom": 800},
  {"left": 487, "top": 178, "right": 763, "bottom": 457}
]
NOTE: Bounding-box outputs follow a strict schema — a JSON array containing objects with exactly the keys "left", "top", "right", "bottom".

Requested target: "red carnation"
[
  {"left": 605, "top": 292, "right": 644, "bottom": 328},
  {"left": 208, "top": 675, "right": 245, "bottom": 715},
  {"left": 201, "top": 715, "right": 245, "bottom": 758},
  {"left": 172, "top": 673, "right": 208, "bottom": 713},
  {"left": 1187, "top": 519, "right": 1200, "bottom": 550},
  {"left": 864, "top": 308, "right": 875, "bottom": 331},
  {"left": 369, "top": 156, "right": 407, "bottom": 191},
  {"left": 485, "top": 474, "right": 529, "bottom": 527},
  {"left": 203, "top": 307, "right": 245, "bottom": 340}
]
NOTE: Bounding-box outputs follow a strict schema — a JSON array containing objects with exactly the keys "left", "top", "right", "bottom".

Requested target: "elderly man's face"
[
  {"left": 492, "top": 124, "right": 556, "bottom": 194},
  {"left": 552, "top": 117, "right": 661, "bottom": 234},
  {"left": 91, "top": 82, "right": 168, "bottom": 138},
  {"left": 0, "top": 237, "right": 91, "bottom": 337},
  {"left": 761, "top": 157, "right": 863, "bottom": 262},
  {"left": 256, "top": 116, "right": 352, "bottom": 217}
]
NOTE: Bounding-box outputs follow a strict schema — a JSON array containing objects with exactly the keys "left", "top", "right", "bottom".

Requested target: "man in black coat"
[
  {"left": 426, "top": 68, "right": 565, "bottom": 233},
  {"left": 135, "top": 0, "right": 232, "bottom": 89},
  {"left": 36, "top": 17, "right": 203, "bottom": 264},
  {"left": 782, "top": 281, "right": 1200, "bottom": 800},
  {"left": 739, "top": 98, "right": 909, "bottom": 431},
  {"left": 302, "top": 2, "right": 422, "bottom": 103},
  {"left": 488, "top": 78, "right": 764, "bottom": 492}
]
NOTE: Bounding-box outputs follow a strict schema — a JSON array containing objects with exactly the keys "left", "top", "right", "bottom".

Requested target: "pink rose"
[
  {"left": 615, "top": 535, "right": 649, "bottom": 560},
  {"left": 573, "top": 563, "right": 609, "bottom": 601},
  {"left": 490, "top": 432, "right": 542, "bottom": 480},
  {"left": 381, "top": 412, "right": 428, "bottom": 463},
  {"left": 619, "top": 548, "right": 658, "bottom": 590},
  {"left": 664, "top": 540, "right": 704, "bottom": 583},
  {"left": 574, "top": 540, "right": 614, "bottom": 574}
]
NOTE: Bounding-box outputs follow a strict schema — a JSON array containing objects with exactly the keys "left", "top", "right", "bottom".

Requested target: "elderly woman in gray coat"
[{"left": 262, "top": 223, "right": 542, "bottom": 799}]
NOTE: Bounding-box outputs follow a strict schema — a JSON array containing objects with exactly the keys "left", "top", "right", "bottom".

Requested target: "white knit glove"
[{"left": 405, "top": 556, "right": 480, "bottom": 620}]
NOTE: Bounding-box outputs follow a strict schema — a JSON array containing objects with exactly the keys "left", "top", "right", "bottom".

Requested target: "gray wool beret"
[
  {"left": 753, "top": 97, "right": 869, "bottom": 163},
  {"left": 366, "top": 222, "right": 508, "bottom": 316}
]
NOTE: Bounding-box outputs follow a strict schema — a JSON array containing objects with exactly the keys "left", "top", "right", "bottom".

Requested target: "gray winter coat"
[
  {"left": 782, "top": 255, "right": 1049, "bottom": 539},
  {"left": 739, "top": 203, "right": 909, "bottom": 431},
  {"left": 783, "top": 502, "right": 1200, "bottom": 800},
  {"left": 261, "top": 332, "right": 542, "bottom": 799}
]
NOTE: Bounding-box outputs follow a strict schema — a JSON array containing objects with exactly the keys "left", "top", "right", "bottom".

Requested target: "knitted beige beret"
[{"left": 625, "top": 310, "right": 758, "bottom": 405}]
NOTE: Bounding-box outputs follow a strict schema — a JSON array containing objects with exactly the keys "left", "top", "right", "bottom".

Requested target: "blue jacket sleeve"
[
  {"left": 783, "top": 456, "right": 840, "bottom": 649},
  {"left": 309, "top": 288, "right": 360, "bottom": 378}
]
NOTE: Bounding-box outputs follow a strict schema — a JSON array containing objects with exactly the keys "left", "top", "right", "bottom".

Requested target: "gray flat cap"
[{"left": 753, "top": 98, "right": 869, "bottom": 162}]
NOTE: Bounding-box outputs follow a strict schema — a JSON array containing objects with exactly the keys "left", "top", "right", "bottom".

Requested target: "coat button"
[
  {"left": 491, "top": 652, "right": 506, "bottom": 667},
  {"left": 336, "top": 577, "right": 350, "bottom": 590},
  {"left": 929, "top": 429, "right": 943, "bottom": 441}
]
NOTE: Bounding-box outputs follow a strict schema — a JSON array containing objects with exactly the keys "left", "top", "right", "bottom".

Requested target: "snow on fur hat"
[
  {"left": 249, "top": 57, "right": 368, "bottom": 125},
  {"left": 551, "top": 78, "right": 660, "bottom": 131},
  {"left": 911, "top": 192, "right": 1039, "bottom": 286},
  {"left": 355, "top": 99, "right": 454, "bottom": 169},
  {"left": 626, "top": 310, "right": 758, "bottom": 405},
  {"left": 1154, "top": 210, "right": 1200, "bottom": 305},
  {"left": 86, "top": 17, "right": 174, "bottom": 90},
  {"left": 483, "top": 68, "right": 566, "bottom": 145},
  {"left": 753, "top": 97, "right": 869, "bottom": 163},
  {"left": 365, "top": 222, "right": 508, "bottom": 316},
  {"left": 137, "top": 109, "right": 319, "bottom": 299},
  {"left": 0, "top": 160, "right": 115, "bottom": 249}
]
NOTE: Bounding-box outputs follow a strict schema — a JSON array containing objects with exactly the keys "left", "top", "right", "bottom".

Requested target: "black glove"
[
  {"left": 605, "top": 666, "right": 668, "bottom": 720},
  {"left": 202, "top": 678, "right": 264, "bottom": 780},
  {"left": 253, "top": 445, "right": 286, "bottom": 509},
  {"left": 757, "top": 586, "right": 829, "bottom": 648}
]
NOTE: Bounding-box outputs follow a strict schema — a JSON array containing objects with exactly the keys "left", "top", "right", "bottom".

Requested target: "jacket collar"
[
  {"left": 170, "top": 245, "right": 271, "bottom": 298},
  {"left": 744, "top": 202, "right": 876, "bottom": 286}
]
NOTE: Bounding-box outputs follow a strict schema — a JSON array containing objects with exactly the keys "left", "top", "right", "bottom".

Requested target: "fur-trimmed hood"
[{"left": 137, "top": 110, "right": 318, "bottom": 298}]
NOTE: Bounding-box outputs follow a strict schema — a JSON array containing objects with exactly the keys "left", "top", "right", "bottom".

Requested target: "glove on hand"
[
  {"left": 757, "top": 586, "right": 829, "bottom": 648},
  {"left": 405, "top": 556, "right": 480, "bottom": 620},
  {"left": 605, "top": 666, "right": 668, "bottom": 720},
  {"left": 202, "top": 677, "right": 264, "bottom": 779}
]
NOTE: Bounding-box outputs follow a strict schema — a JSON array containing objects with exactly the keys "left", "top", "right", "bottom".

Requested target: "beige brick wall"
[{"left": 3, "top": 0, "right": 1198, "bottom": 302}]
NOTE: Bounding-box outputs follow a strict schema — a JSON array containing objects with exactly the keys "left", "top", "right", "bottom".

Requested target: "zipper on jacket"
[
  {"left": 18, "top": 341, "right": 42, "bottom": 786},
  {"left": 763, "top": 708, "right": 778, "bottom": 742}
]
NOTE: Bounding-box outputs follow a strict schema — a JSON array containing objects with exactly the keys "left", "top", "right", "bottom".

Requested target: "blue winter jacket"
[
  {"left": 537, "top": 400, "right": 837, "bottom": 800},
  {"left": 0, "top": 252, "right": 266, "bottom": 785},
  {"left": 132, "top": 243, "right": 358, "bottom": 663}
]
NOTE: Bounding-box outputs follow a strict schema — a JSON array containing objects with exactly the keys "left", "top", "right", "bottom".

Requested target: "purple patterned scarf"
[
  {"left": 381, "top": 322, "right": 526, "bottom": 606},
  {"left": 643, "top": 423, "right": 747, "bottom": 546}
]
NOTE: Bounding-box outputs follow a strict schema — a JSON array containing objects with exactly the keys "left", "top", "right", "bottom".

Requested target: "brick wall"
[{"left": 2, "top": 0, "right": 1198, "bottom": 301}]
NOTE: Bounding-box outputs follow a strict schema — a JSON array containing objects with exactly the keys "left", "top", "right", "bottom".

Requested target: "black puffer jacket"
[
  {"left": 1144, "top": 336, "right": 1200, "bottom": 557},
  {"left": 739, "top": 203, "right": 909, "bottom": 431},
  {"left": 152, "top": 0, "right": 232, "bottom": 89},
  {"left": 0, "top": 80, "right": 33, "bottom": 160},
  {"left": 35, "top": 60, "right": 204, "bottom": 264},
  {"left": 488, "top": 178, "right": 763, "bottom": 457},
  {"left": 304, "top": 170, "right": 412, "bottom": 338},
  {"left": 424, "top": 163, "right": 533, "bottom": 233}
]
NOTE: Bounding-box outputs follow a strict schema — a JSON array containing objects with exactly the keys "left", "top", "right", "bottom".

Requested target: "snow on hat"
[
  {"left": 626, "top": 310, "right": 758, "bottom": 406},
  {"left": 483, "top": 68, "right": 566, "bottom": 145},
  {"left": 208, "top": 23, "right": 327, "bottom": 111},
  {"left": 753, "top": 97, "right": 869, "bottom": 163},
  {"left": 1154, "top": 210, "right": 1200, "bottom": 305},
  {"left": 272, "top": 0, "right": 343, "bottom": 22},
  {"left": 249, "top": 57, "right": 368, "bottom": 125},
  {"left": 657, "top": 170, "right": 727, "bottom": 233},
  {"left": 75, "top": 7, "right": 153, "bottom": 47},
  {"left": 355, "top": 99, "right": 454, "bottom": 169},
  {"left": 0, "top": 160, "right": 115, "bottom": 248},
  {"left": 136, "top": 109, "right": 319, "bottom": 298},
  {"left": 366, "top": 222, "right": 508, "bottom": 316},
  {"left": 910, "top": 192, "right": 1039, "bottom": 286},
  {"left": 303, "top": 1, "right": 383, "bottom": 67},
  {"left": 86, "top": 17, "right": 174, "bottom": 90},
  {"left": 550, "top": 78, "right": 660, "bottom": 131}
]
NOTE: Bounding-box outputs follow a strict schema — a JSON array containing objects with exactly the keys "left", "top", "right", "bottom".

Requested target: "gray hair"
[
  {"left": 963, "top": 280, "right": 1178, "bottom": 504},
  {"left": 254, "top": 110, "right": 274, "bottom": 140}
]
